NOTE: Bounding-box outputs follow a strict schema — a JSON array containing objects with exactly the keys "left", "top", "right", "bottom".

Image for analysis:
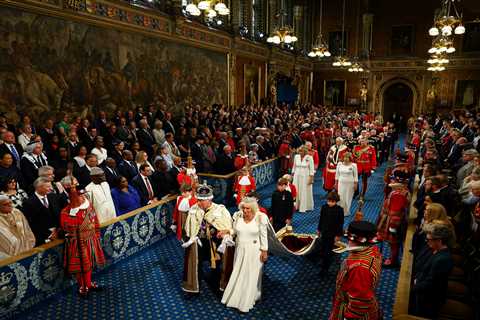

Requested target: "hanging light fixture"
[
  {"left": 332, "top": 0, "right": 351, "bottom": 67},
  {"left": 348, "top": 58, "right": 365, "bottom": 72},
  {"left": 428, "top": 0, "right": 465, "bottom": 37},
  {"left": 267, "top": 1, "right": 298, "bottom": 46},
  {"left": 308, "top": 0, "right": 331, "bottom": 58},
  {"left": 428, "top": 35, "right": 456, "bottom": 54},
  {"left": 185, "top": 0, "right": 230, "bottom": 17}
]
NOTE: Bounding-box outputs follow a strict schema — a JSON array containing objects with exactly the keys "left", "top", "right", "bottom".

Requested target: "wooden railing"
[{"left": 392, "top": 176, "right": 428, "bottom": 320}]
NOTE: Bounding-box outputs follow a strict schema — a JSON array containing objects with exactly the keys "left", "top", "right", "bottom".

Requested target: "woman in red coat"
[{"left": 60, "top": 176, "right": 106, "bottom": 297}]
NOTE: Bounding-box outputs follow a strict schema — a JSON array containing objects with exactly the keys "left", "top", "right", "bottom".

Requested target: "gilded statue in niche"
[
  {"left": 0, "top": 7, "right": 227, "bottom": 122},
  {"left": 360, "top": 79, "right": 368, "bottom": 109}
]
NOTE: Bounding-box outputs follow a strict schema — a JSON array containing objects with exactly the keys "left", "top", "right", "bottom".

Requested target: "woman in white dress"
[
  {"left": 335, "top": 152, "right": 358, "bottom": 216},
  {"left": 222, "top": 197, "right": 268, "bottom": 313},
  {"left": 292, "top": 146, "right": 315, "bottom": 212}
]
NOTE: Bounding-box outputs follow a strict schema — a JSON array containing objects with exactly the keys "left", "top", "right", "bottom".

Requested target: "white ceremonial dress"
[
  {"left": 335, "top": 162, "right": 358, "bottom": 216},
  {"left": 85, "top": 182, "right": 117, "bottom": 223},
  {"left": 222, "top": 212, "right": 268, "bottom": 313},
  {"left": 292, "top": 154, "right": 315, "bottom": 212}
]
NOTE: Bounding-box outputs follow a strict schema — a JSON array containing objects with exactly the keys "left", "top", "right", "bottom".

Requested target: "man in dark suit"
[
  {"left": 102, "top": 157, "right": 120, "bottom": 187},
  {"left": 117, "top": 150, "right": 138, "bottom": 182},
  {"left": 136, "top": 119, "right": 156, "bottom": 159},
  {"left": 190, "top": 135, "right": 205, "bottom": 172},
  {"left": 76, "top": 154, "right": 98, "bottom": 190},
  {"left": 131, "top": 163, "right": 158, "bottom": 206},
  {"left": 22, "top": 177, "right": 62, "bottom": 246},
  {"left": 94, "top": 111, "right": 109, "bottom": 138},
  {"left": 163, "top": 112, "right": 175, "bottom": 135},
  {"left": 0, "top": 131, "right": 23, "bottom": 167},
  {"left": 37, "top": 119, "right": 56, "bottom": 147},
  {"left": 215, "top": 145, "right": 236, "bottom": 174}
]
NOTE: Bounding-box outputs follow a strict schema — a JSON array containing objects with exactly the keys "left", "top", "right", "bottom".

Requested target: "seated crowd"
[
  {"left": 0, "top": 104, "right": 396, "bottom": 260},
  {"left": 408, "top": 111, "right": 480, "bottom": 319}
]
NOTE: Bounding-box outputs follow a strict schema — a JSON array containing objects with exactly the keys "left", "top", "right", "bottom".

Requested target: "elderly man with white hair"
[
  {"left": 323, "top": 137, "right": 348, "bottom": 192},
  {"left": 0, "top": 195, "right": 35, "bottom": 258},
  {"left": 20, "top": 141, "right": 48, "bottom": 188},
  {"left": 456, "top": 149, "right": 479, "bottom": 187}
]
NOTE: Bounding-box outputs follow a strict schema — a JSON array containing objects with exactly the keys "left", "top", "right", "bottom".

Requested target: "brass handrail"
[
  {"left": 197, "top": 157, "right": 278, "bottom": 179},
  {"left": 0, "top": 195, "right": 177, "bottom": 268}
]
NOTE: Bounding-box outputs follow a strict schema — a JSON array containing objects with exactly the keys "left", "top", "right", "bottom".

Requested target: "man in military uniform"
[
  {"left": 330, "top": 221, "right": 383, "bottom": 320},
  {"left": 182, "top": 184, "right": 234, "bottom": 293},
  {"left": 353, "top": 137, "right": 377, "bottom": 199}
]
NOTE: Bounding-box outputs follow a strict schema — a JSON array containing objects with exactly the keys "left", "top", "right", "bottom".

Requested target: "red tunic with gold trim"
[
  {"left": 233, "top": 174, "right": 256, "bottom": 204},
  {"left": 60, "top": 200, "right": 106, "bottom": 275},
  {"left": 319, "top": 129, "right": 333, "bottom": 156},
  {"left": 234, "top": 154, "right": 249, "bottom": 171},
  {"left": 172, "top": 195, "right": 197, "bottom": 240},
  {"left": 353, "top": 145, "right": 377, "bottom": 174},
  {"left": 323, "top": 144, "right": 348, "bottom": 190},
  {"left": 330, "top": 246, "right": 382, "bottom": 320},
  {"left": 278, "top": 142, "right": 292, "bottom": 173},
  {"left": 300, "top": 130, "right": 316, "bottom": 146},
  {"left": 177, "top": 168, "right": 198, "bottom": 187},
  {"left": 377, "top": 188, "right": 410, "bottom": 244},
  {"left": 309, "top": 149, "right": 320, "bottom": 171}
]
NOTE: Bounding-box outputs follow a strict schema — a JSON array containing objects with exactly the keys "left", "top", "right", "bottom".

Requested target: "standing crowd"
[{"left": 0, "top": 103, "right": 423, "bottom": 320}]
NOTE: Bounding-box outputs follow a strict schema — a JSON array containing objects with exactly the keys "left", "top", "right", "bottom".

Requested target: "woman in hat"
[{"left": 330, "top": 221, "right": 382, "bottom": 320}]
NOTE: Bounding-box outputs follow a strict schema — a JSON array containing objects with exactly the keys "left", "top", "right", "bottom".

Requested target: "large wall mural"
[{"left": 0, "top": 7, "right": 227, "bottom": 122}]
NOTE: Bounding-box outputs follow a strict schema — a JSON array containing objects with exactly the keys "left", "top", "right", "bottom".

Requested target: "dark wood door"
[{"left": 383, "top": 83, "right": 413, "bottom": 132}]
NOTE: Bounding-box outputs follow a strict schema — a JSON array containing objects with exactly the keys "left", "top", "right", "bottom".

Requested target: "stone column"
[{"left": 229, "top": 53, "right": 237, "bottom": 107}]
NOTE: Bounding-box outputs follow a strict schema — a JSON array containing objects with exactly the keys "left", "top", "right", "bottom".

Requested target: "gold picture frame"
[{"left": 323, "top": 80, "right": 347, "bottom": 107}]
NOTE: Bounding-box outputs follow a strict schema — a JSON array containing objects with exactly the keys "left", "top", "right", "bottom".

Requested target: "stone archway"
[
  {"left": 376, "top": 77, "right": 420, "bottom": 119},
  {"left": 383, "top": 82, "right": 413, "bottom": 132}
]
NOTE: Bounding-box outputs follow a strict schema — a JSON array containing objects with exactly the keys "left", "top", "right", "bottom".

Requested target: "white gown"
[
  {"left": 292, "top": 154, "right": 315, "bottom": 212},
  {"left": 222, "top": 212, "right": 268, "bottom": 313},
  {"left": 335, "top": 162, "right": 358, "bottom": 216}
]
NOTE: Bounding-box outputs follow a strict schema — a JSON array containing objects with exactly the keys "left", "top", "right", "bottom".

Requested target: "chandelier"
[
  {"left": 428, "top": 0, "right": 465, "bottom": 36},
  {"left": 427, "top": 54, "right": 450, "bottom": 65},
  {"left": 308, "top": 0, "right": 330, "bottom": 58},
  {"left": 428, "top": 35, "right": 456, "bottom": 54},
  {"left": 267, "top": 10, "right": 298, "bottom": 45},
  {"left": 427, "top": 65, "right": 446, "bottom": 72},
  {"left": 332, "top": 56, "right": 351, "bottom": 67},
  {"left": 332, "top": 0, "right": 350, "bottom": 67},
  {"left": 348, "top": 60, "right": 365, "bottom": 72},
  {"left": 185, "top": 0, "right": 230, "bottom": 17}
]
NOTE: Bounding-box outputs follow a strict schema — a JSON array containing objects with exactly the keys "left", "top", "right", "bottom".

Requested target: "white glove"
[
  {"left": 181, "top": 236, "right": 199, "bottom": 248},
  {"left": 170, "top": 224, "right": 177, "bottom": 232},
  {"left": 225, "top": 235, "right": 235, "bottom": 247},
  {"left": 233, "top": 194, "right": 238, "bottom": 199}
]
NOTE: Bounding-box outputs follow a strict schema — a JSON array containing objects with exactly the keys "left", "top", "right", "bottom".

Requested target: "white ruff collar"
[
  {"left": 238, "top": 176, "right": 251, "bottom": 186},
  {"left": 69, "top": 199, "right": 90, "bottom": 216}
]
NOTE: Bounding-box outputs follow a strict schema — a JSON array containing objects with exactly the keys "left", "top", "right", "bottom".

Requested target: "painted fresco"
[{"left": 0, "top": 7, "right": 227, "bottom": 122}]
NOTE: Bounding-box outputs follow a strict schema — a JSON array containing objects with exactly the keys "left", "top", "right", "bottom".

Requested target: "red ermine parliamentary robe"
[
  {"left": 233, "top": 175, "right": 256, "bottom": 205},
  {"left": 172, "top": 195, "right": 197, "bottom": 240},
  {"left": 323, "top": 144, "right": 348, "bottom": 190}
]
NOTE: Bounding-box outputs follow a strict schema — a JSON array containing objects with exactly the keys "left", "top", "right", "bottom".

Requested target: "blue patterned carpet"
[{"left": 15, "top": 161, "right": 400, "bottom": 320}]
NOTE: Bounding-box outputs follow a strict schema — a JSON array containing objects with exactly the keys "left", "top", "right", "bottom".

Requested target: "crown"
[
  {"left": 113, "top": 226, "right": 122, "bottom": 237},
  {"left": 42, "top": 254, "right": 56, "bottom": 267},
  {"left": 0, "top": 272, "right": 13, "bottom": 286}
]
